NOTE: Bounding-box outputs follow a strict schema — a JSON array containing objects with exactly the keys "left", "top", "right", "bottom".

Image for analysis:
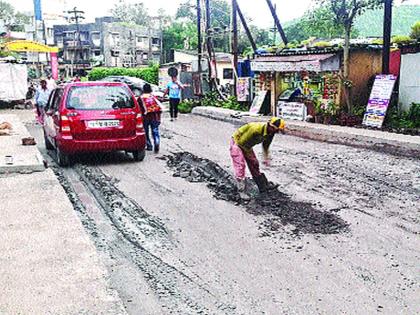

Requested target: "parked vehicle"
[
  {"left": 43, "top": 82, "right": 146, "bottom": 166},
  {"left": 100, "top": 76, "right": 167, "bottom": 101}
]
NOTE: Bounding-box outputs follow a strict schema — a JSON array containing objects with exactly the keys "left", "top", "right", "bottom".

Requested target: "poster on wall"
[
  {"left": 236, "top": 77, "right": 250, "bottom": 102},
  {"left": 278, "top": 101, "right": 307, "bottom": 121},
  {"left": 363, "top": 74, "right": 397, "bottom": 128},
  {"left": 249, "top": 90, "right": 267, "bottom": 115}
]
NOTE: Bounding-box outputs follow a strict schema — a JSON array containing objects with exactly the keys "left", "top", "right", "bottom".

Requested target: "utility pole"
[
  {"left": 382, "top": 0, "right": 392, "bottom": 74},
  {"left": 271, "top": 4, "right": 277, "bottom": 46},
  {"left": 197, "top": 0, "right": 202, "bottom": 75},
  {"left": 265, "top": 0, "right": 288, "bottom": 45},
  {"left": 205, "top": 0, "right": 213, "bottom": 90},
  {"left": 67, "top": 7, "right": 85, "bottom": 75},
  {"left": 232, "top": 0, "right": 238, "bottom": 96},
  {"left": 236, "top": 2, "right": 257, "bottom": 53}
]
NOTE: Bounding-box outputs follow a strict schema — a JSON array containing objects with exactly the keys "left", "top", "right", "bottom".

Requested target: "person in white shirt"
[
  {"left": 46, "top": 75, "right": 57, "bottom": 90},
  {"left": 35, "top": 80, "right": 52, "bottom": 124}
]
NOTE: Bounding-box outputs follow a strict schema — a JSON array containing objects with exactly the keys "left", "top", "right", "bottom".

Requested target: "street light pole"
[
  {"left": 67, "top": 7, "right": 85, "bottom": 76},
  {"left": 232, "top": 0, "right": 238, "bottom": 96},
  {"left": 382, "top": 0, "right": 392, "bottom": 74}
]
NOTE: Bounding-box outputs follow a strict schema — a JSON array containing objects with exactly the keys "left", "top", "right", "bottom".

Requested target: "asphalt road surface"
[{"left": 22, "top": 110, "right": 419, "bottom": 315}]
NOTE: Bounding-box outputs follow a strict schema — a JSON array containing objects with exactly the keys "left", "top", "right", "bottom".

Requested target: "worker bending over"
[{"left": 230, "top": 117, "right": 285, "bottom": 199}]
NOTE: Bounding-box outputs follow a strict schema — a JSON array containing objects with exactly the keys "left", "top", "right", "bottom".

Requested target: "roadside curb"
[
  {"left": 191, "top": 107, "right": 420, "bottom": 158},
  {"left": 0, "top": 114, "right": 45, "bottom": 174}
]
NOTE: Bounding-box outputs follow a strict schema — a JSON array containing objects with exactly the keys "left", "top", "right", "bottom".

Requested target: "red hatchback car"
[{"left": 43, "top": 82, "right": 146, "bottom": 166}]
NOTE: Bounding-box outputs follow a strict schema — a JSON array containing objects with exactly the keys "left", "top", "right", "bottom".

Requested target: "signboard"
[
  {"left": 236, "top": 77, "right": 250, "bottom": 102},
  {"left": 251, "top": 61, "right": 322, "bottom": 73},
  {"left": 278, "top": 101, "right": 307, "bottom": 121},
  {"left": 249, "top": 90, "right": 267, "bottom": 115},
  {"left": 363, "top": 74, "right": 397, "bottom": 128}
]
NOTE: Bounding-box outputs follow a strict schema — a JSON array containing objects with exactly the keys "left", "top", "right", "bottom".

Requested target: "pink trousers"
[{"left": 230, "top": 138, "right": 261, "bottom": 180}]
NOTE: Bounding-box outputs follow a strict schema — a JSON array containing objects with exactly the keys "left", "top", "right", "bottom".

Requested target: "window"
[
  {"left": 223, "top": 68, "right": 234, "bottom": 80},
  {"left": 67, "top": 86, "right": 134, "bottom": 110},
  {"left": 152, "top": 37, "right": 160, "bottom": 45},
  {"left": 94, "top": 50, "right": 101, "bottom": 56},
  {"left": 142, "top": 53, "right": 148, "bottom": 60}
]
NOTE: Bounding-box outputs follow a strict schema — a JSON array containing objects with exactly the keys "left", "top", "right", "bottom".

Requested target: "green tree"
[
  {"left": 0, "top": 1, "right": 30, "bottom": 32},
  {"left": 111, "top": 0, "right": 149, "bottom": 26},
  {"left": 285, "top": 6, "right": 358, "bottom": 42},
  {"left": 410, "top": 21, "right": 420, "bottom": 40},
  {"left": 316, "top": 0, "right": 383, "bottom": 113},
  {"left": 162, "top": 21, "right": 198, "bottom": 61},
  {"left": 0, "top": 1, "right": 15, "bottom": 26}
]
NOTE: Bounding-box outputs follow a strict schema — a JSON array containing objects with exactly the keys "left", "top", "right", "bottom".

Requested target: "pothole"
[{"left": 166, "top": 152, "right": 349, "bottom": 236}]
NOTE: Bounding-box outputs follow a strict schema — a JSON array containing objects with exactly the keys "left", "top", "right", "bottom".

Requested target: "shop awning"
[
  {"left": 251, "top": 53, "right": 340, "bottom": 72},
  {"left": 3, "top": 40, "right": 59, "bottom": 53}
]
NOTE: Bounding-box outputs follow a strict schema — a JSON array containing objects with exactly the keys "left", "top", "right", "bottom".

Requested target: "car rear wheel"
[
  {"left": 56, "top": 147, "right": 70, "bottom": 167},
  {"left": 132, "top": 149, "right": 146, "bottom": 162},
  {"left": 44, "top": 131, "right": 54, "bottom": 150}
]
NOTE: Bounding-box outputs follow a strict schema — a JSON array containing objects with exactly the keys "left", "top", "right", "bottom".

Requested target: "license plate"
[{"left": 87, "top": 120, "right": 120, "bottom": 128}]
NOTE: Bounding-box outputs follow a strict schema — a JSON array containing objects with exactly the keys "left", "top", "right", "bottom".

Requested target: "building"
[
  {"left": 53, "top": 17, "right": 162, "bottom": 70},
  {"left": 171, "top": 50, "right": 236, "bottom": 87}
]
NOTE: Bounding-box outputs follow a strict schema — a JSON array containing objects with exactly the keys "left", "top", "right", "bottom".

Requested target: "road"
[{"left": 21, "top": 110, "right": 419, "bottom": 315}]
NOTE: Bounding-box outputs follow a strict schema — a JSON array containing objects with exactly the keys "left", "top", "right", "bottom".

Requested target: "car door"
[{"left": 45, "top": 88, "right": 64, "bottom": 142}]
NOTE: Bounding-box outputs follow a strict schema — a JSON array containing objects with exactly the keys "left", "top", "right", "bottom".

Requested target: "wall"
[
  {"left": 399, "top": 53, "right": 420, "bottom": 110},
  {"left": 348, "top": 50, "right": 382, "bottom": 107},
  {"left": 216, "top": 61, "right": 234, "bottom": 86}
]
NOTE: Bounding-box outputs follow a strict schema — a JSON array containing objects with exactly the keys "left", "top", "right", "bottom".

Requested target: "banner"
[
  {"left": 33, "top": 0, "right": 42, "bottom": 21},
  {"left": 236, "top": 77, "right": 250, "bottom": 102},
  {"left": 50, "top": 52, "right": 58, "bottom": 80},
  {"left": 363, "top": 74, "right": 397, "bottom": 128}
]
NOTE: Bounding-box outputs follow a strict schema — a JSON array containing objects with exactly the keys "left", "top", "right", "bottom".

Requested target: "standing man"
[
  {"left": 164, "top": 76, "right": 185, "bottom": 121},
  {"left": 230, "top": 117, "right": 286, "bottom": 199},
  {"left": 46, "top": 74, "right": 57, "bottom": 90},
  {"left": 34, "top": 80, "right": 52, "bottom": 124}
]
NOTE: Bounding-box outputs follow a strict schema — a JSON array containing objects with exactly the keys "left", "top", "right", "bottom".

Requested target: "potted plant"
[
  {"left": 319, "top": 100, "right": 338, "bottom": 125},
  {"left": 313, "top": 97, "right": 324, "bottom": 123}
]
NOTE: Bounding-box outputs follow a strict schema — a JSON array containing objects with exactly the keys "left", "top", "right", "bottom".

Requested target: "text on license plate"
[{"left": 87, "top": 120, "right": 120, "bottom": 128}]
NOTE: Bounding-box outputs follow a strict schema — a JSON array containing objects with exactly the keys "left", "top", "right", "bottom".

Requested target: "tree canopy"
[{"left": 0, "top": 1, "right": 30, "bottom": 32}]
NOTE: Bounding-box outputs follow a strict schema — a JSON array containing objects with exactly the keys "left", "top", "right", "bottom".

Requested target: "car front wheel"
[{"left": 132, "top": 149, "right": 146, "bottom": 162}]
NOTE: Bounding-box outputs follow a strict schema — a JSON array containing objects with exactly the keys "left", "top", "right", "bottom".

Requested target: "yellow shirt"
[{"left": 233, "top": 122, "right": 274, "bottom": 153}]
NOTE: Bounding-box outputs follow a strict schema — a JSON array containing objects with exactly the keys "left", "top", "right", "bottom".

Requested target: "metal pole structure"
[
  {"left": 265, "top": 0, "right": 288, "bottom": 45},
  {"left": 205, "top": 0, "right": 213, "bottom": 90},
  {"left": 232, "top": 0, "right": 238, "bottom": 96},
  {"left": 236, "top": 2, "right": 257, "bottom": 53},
  {"left": 67, "top": 7, "right": 85, "bottom": 75},
  {"left": 197, "top": 0, "right": 202, "bottom": 74},
  {"left": 273, "top": 4, "right": 276, "bottom": 45},
  {"left": 382, "top": 0, "right": 392, "bottom": 74}
]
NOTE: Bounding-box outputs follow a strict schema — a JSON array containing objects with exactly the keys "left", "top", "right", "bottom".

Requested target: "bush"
[
  {"left": 391, "top": 35, "right": 413, "bottom": 45},
  {"left": 386, "top": 103, "right": 420, "bottom": 129},
  {"left": 410, "top": 21, "right": 420, "bottom": 40},
  {"left": 87, "top": 64, "right": 159, "bottom": 84},
  {"left": 201, "top": 91, "right": 247, "bottom": 111},
  {"left": 179, "top": 99, "right": 199, "bottom": 113}
]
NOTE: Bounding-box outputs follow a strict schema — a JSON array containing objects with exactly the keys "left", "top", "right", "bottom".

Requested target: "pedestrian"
[
  {"left": 164, "top": 76, "right": 185, "bottom": 121},
  {"left": 46, "top": 74, "right": 57, "bottom": 90},
  {"left": 138, "top": 83, "right": 162, "bottom": 153},
  {"left": 73, "top": 74, "right": 81, "bottom": 82},
  {"left": 34, "top": 80, "right": 52, "bottom": 124},
  {"left": 230, "top": 117, "right": 286, "bottom": 199}
]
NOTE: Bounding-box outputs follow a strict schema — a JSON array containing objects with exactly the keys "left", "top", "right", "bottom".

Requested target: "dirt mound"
[{"left": 166, "top": 152, "right": 349, "bottom": 235}]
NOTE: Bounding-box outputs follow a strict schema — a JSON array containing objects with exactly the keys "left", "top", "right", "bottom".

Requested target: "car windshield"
[{"left": 67, "top": 85, "right": 134, "bottom": 110}]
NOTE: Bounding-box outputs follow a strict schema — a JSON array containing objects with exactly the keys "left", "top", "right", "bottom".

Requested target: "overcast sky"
[{"left": 8, "top": 0, "right": 420, "bottom": 28}]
